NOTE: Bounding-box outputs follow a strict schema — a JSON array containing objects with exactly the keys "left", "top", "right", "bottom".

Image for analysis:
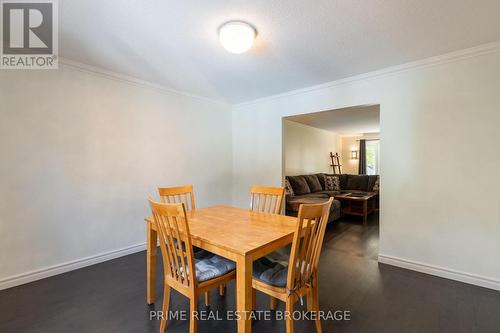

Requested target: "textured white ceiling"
[
  {"left": 60, "top": 0, "right": 500, "bottom": 103},
  {"left": 286, "top": 105, "right": 380, "bottom": 135}
]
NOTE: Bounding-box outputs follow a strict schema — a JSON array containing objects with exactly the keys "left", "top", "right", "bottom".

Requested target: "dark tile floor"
[{"left": 1, "top": 214, "right": 499, "bottom": 332}]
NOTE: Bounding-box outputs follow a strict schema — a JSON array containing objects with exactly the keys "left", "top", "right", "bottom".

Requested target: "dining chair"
[
  {"left": 252, "top": 197, "right": 333, "bottom": 333},
  {"left": 215, "top": 185, "right": 285, "bottom": 303},
  {"left": 250, "top": 185, "right": 285, "bottom": 214},
  {"left": 249, "top": 185, "right": 286, "bottom": 309},
  {"left": 148, "top": 199, "right": 236, "bottom": 333},
  {"left": 157, "top": 185, "right": 222, "bottom": 305},
  {"left": 158, "top": 185, "right": 195, "bottom": 211}
]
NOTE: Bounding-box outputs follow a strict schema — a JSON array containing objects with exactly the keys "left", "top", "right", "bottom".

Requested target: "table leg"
[
  {"left": 147, "top": 223, "right": 158, "bottom": 305},
  {"left": 363, "top": 200, "right": 368, "bottom": 225},
  {"left": 236, "top": 255, "right": 252, "bottom": 333}
]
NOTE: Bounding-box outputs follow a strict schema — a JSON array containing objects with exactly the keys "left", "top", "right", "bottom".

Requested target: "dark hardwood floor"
[{"left": 1, "top": 213, "right": 499, "bottom": 332}]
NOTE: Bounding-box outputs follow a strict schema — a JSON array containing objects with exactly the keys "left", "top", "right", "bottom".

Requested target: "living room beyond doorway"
[{"left": 282, "top": 104, "right": 381, "bottom": 236}]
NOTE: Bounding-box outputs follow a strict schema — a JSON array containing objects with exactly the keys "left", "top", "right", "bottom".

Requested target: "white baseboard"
[
  {"left": 0, "top": 243, "right": 146, "bottom": 291},
  {"left": 4, "top": 248, "right": 498, "bottom": 292},
  {"left": 378, "top": 254, "right": 500, "bottom": 291}
]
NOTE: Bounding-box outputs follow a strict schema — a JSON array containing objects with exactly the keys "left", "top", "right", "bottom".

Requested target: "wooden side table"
[{"left": 335, "top": 192, "right": 378, "bottom": 225}]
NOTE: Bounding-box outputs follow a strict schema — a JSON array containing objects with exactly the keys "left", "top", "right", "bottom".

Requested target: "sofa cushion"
[
  {"left": 286, "top": 194, "right": 329, "bottom": 212},
  {"left": 346, "top": 175, "right": 369, "bottom": 191},
  {"left": 340, "top": 189, "right": 368, "bottom": 195},
  {"left": 330, "top": 199, "right": 342, "bottom": 221},
  {"left": 286, "top": 197, "right": 342, "bottom": 223},
  {"left": 303, "top": 174, "right": 322, "bottom": 192},
  {"left": 292, "top": 193, "right": 329, "bottom": 200},
  {"left": 367, "top": 175, "right": 379, "bottom": 192},
  {"left": 316, "top": 190, "right": 340, "bottom": 197},
  {"left": 287, "top": 175, "right": 311, "bottom": 195}
]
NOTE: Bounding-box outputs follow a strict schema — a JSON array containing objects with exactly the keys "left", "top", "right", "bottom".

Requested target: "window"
[{"left": 365, "top": 140, "right": 380, "bottom": 175}]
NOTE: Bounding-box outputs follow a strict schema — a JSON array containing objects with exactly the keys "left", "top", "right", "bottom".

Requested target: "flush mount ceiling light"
[{"left": 218, "top": 21, "right": 256, "bottom": 54}]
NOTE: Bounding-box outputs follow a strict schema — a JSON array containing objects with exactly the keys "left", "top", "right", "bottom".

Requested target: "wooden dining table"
[{"left": 144, "top": 205, "right": 298, "bottom": 333}]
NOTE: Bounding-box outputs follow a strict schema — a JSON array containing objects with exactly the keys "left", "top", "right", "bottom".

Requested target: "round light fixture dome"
[{"left": 218, "top": 21, "right": 256, "bottom": 54}]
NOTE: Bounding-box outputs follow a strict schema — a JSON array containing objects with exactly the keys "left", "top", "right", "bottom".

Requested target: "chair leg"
[
  {"left": 160, "top": 285, "right": 171, "bottom": 333},
  {"left": 219, "top": 284, "right": 225, "bottom": 296},
  {"left": 285, "top": 299, "right": 294, "bottom": 333},
  {"left": 307, "top": 290, "right": 313, "bottom": 312},
  {"left": 270, "top": 296, "right": 278, "bottom": 310},
  {"left": 204, "top": 291, "right": 210, "bottom": 307},
  {"left": 252, "top": 289, "right": 256, "bottom": 310},
  {"left": 312, "top": 279, "right": 322, "bottom": 333},
  {"left": 190, "top": 297, "right": 198, "bottom": 333}
]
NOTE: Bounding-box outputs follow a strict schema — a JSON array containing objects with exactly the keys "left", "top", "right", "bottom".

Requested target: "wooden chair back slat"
[
  {"left": 287, "top": 198, "right": 333, "bottom": 292},
  {"left": 250, "top": 185, "right": 285, "bottom": 214},
  {"left": 148, "top": 198, "right": 196, "bottom": 290},
  {"left": 158, "top": 185, "right": 196, "bottom": 211},
  {"left": 172, "top": 215, "right": 190, "bottom": 286}
]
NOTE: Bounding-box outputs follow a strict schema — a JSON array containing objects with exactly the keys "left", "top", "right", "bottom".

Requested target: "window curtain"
[{"left": 358, "top": 139, "right": 366, "bottom": 175}]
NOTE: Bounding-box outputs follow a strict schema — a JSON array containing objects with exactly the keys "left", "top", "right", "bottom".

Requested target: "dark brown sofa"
[{"left": 285, "top": 173, "right": 379, "bottom": 222}]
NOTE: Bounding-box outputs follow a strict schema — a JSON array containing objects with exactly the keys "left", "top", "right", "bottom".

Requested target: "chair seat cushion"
[
  {"left": 254, "top": 247, "right": 315, "bottom": 289},
  {"left": 173, "top": 239, "right": 202, "bottom": 253},
  {"left": 194, "top": 250, "right": 236, "bottom": 283},
  {"left": 265, "top": 245, "right": 291, "bottom": 264},
  {"left": 253, "top": 256, "right": 288, "bottom": 288},
  {"left": 253, "top": 248, "right": 290, "bottom": 288}
]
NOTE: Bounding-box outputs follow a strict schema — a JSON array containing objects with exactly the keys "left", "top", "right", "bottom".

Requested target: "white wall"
[
  {"left": 232, "top": 45, "right": 500, "bottom": 290},
  {"left": 340, "top": 136, "right": 361, "bottom": 174},
  {"left": 283, "top": 120, "right": 340, "bottom": 176},
  {"left": 0, "top": 63, "right": 232, "bottom": 288}
]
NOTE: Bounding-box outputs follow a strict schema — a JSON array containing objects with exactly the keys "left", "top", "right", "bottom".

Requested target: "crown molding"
[
  {"left": 234, "top": 40, "right": 500, "bottom": 108},
  {"left": 58, "top": 57, "right": 229, "bottom": 106},
  {"left": 57, "top": 40, "right": 500, "bottom": 108}
]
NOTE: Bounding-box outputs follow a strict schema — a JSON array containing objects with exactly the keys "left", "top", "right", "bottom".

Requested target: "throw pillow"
[
  {"left": 284, "top": 178, "right": 295, "bottom": 197},
  {"left": 372, "top": 176, "right": 380, "bottom": 192},
  {"left": 324, "top": 175, "right": 340, "bottom": 191}
]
